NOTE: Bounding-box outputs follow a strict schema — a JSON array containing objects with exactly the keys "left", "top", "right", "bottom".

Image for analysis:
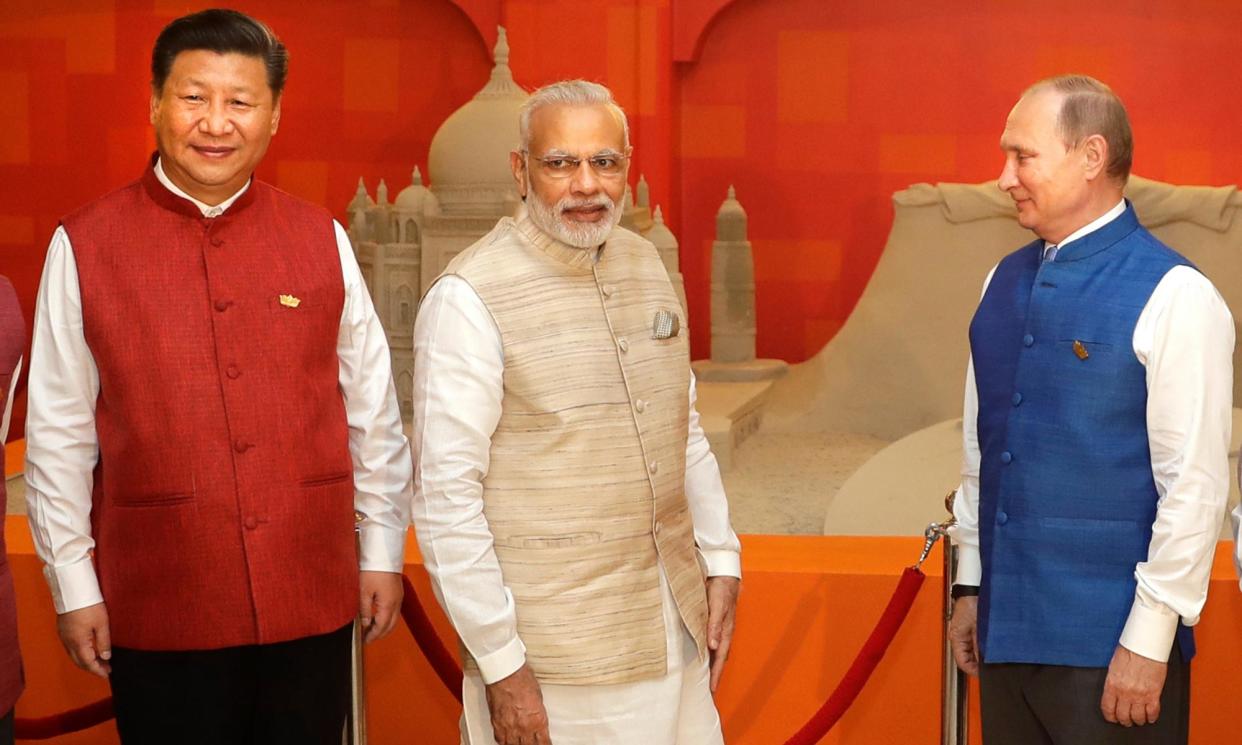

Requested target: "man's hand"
[
  {"left": 948, "top": 596, "right": 980, "bottom": 676},
  {"left": 1101, "top": 645, "right": 1167, "bottom": 727},
  {"left": 706, "top": 575, "right": 740, "bottom": 693},
  {"left": 359, "top": 570, "right": 403, "bottom": 643},
  {"left": 57, "top": 602, "right": 111, "bottom": 678},
  {"left": 486, "top": 663, "right": 551, "bottom": 745}
]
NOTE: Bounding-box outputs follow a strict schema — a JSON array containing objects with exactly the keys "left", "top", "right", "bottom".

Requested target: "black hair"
[{"left": 151, "top": 9, "right": 288, "bottom": 95}]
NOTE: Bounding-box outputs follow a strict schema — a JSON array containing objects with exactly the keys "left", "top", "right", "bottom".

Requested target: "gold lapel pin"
[
  {"left": 279, "top": 294, "right": 301, "bottom": 308},
  {"left": 1073, "top": 340, "right": 1089, "bottom": 360}
]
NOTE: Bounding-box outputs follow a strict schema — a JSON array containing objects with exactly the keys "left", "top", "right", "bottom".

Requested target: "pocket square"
[{"left": 652, "top": 309, "right": 680, "bottom": 339}]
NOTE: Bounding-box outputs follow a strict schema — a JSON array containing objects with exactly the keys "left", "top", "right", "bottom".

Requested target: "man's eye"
[
  {"left": 183, "top": 95, "right": 203, "bottom": 102},
  {"left": 231, "top": 99, "right": 253, "bottom": 108},
  {"left": 545, "top": 158, "right": 569, "bottom": 169},
  {"left": 591, "top": 157, "right": 618, "bottom": 170}
]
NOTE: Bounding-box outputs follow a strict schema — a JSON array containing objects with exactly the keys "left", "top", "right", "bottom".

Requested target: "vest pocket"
[{"left": 299, "top": 471, "right": 352, "bottom": 488}]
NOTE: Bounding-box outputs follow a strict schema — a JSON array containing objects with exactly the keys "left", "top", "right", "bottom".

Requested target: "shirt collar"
[
  {"left": 154, "top": 158, "right": 250, "bottom": 218},
  {"left": 1046, "top": 199, "right": 1126, "bottom": 250}
]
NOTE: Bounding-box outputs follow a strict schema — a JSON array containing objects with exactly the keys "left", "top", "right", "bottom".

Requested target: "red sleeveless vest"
[
  {"left": 61, "top": 164, "right": 357, "bottom": 650},
  {"left": 0, "top": 275, "right": 26, "bottom": 713}
]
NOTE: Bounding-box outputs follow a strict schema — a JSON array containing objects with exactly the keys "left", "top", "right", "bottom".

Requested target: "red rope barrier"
[
  {"left": 14, "top": 697, "right": 114, "bottom": 740},
  {"left": 400, "top": 574, "right": 464, "bottom": 701},
  {"left": 15, "top": 565, "right": 924, "bottom": 739},
  {"left": 783, "top": 566, "right": 926, "bottom": 745}
]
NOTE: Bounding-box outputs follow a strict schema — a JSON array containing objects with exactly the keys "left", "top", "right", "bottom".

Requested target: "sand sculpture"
[
  {"left": 764, "top": 177, "right": 1242, "bottom": 535},
  {"left": 693, "top": 187, "right": 788, "bottom": 383}
]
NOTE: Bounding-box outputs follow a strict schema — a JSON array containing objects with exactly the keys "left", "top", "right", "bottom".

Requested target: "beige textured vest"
[{"left": 438, "top": 213, "right": 708, "bottom": 685}]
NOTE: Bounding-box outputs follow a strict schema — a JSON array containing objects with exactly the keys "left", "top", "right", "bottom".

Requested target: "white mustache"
[{"left": 558, "top": 196, "right": 613, "bottom": 213}]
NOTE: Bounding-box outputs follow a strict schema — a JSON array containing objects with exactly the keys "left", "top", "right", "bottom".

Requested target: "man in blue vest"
[{"left": 948, "top": 75, "right": 1234, "bottom": 743}]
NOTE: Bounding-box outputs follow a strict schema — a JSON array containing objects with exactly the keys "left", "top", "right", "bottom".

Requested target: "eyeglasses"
[{"left": 523, "top": 150, "right": 629, "bottom": 179}]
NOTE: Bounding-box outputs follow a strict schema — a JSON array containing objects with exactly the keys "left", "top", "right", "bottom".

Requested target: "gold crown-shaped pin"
[{"left": 279, "top": 294, "right": 301, "bottom": 308}]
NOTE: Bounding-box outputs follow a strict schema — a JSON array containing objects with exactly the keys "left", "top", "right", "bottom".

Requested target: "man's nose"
[
  {"left": 569, "top": 161, "right": 601, "bottom": 195},
  {"left": 199, "top": 101, "right": 235, "bottom": 136},
  {"left": 997, "top": 158, "right": 1018, "bottom": 192}
]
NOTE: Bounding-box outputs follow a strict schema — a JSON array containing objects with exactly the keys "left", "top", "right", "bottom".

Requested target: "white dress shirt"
[
  {"left": 24, "top": 160, "right": 413, "bottom": 614},
  {"left": 952, "top": 200, "right": 1235, "bottom": 663},
  {"left": 412, "top": 272, "right": 741, "bottom": 685}
]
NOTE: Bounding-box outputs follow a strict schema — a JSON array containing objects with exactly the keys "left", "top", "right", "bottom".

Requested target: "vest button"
[
  {"left": 996, "top": 511, "right": 1009, "bottom": 525},
  {"left": 635, "top": 399, "right": 646, "bottom": 413},
  {"left": 648, "top": 461, "right": 659, "bottom": 474},
  {"left": 214, "top": 299, "right": 232, "bottom": 312},
  {"left": 1022, "top": 334, "right": 1034, "bottom": 347},
  {"left": 1011, "top": 392, "right": 1022, "bottom": 406},
  {"left": 1000, "top": 451, "right": 1013, "bottom": 464},
  {"left": 654, "top": 520, "right": 662, "bottom": 536},
  {"left": 210, "top": 237, "right": 224, "bottom": 247},
  {"left": 243, "top": 516, "right": 259, "bottom": 530},
  {"left": 601, "top": 285, "right": 615, "bottom": 298},
  {"left": 226, "top": 365, "right": 241, "bottom": 380},
  {"left": 234, "top": 439, "right": 250, "bottom": 453},
  {"left": 618, "top": 338, "right": 629, "bottom": 353}
]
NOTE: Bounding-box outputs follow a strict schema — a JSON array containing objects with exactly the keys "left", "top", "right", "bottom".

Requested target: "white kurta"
[{"left": 412, "top": 269, "right": 739, "bottom": 743}]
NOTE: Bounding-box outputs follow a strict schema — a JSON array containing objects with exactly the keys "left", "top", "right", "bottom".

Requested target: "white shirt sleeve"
[
  {"left": 333, "top": 221, "right": 412, "bottom": 573},
  {"left": 949, "top": 266, "right": 995, "bottom": 587},
  {"left": 685, "top": 374, "right": 741, "bottom": 578},
  {"left": 1120, "top": 265, "right": 1234, "bottom": 662},
  {"left": 24, "top": 226, "right": 105, "bottom": 614},
  {"left": 410, "top": 275, "right": 525, "bottom": 684}
]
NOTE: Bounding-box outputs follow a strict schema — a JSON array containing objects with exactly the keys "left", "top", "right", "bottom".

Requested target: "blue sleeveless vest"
[{"left": 969, "top": 203, "right": 1195, "bottom": 667}]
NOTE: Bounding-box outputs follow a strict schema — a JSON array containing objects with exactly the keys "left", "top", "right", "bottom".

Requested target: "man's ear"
[
  {"left": 1081, "top": 133, "right": 1108, "bottom": 181},
  {"left": 270, "top": 94, "right": 282, "bottom": 136},
  {"left": 510, "top": 150, "right": 527, "bottom": 199},
  {"left": 149, "top": 88, "right": 161, "bottom": 126}
]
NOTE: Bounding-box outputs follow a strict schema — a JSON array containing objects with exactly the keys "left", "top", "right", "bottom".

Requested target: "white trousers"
[{"left": 459, "top": 569, "right": 725, "bottom": 745}]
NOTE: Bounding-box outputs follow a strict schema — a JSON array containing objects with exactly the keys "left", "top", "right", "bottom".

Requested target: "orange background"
[
  {"left": 11, "top": 520, "right": 1242, "bottom": 744},
  {"left": 4, "top": 0, "right": 1242, "bottom": 437}
]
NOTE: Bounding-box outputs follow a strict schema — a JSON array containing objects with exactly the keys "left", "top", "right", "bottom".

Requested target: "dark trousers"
[
  {"left": 979, "top": 645, "right": 1190, "bottom": 744},
  {"left": 109, "top": 621, "right": 353, "bottom": 745},
  {"left": 0, "top": 707, "right": 12, "bottom": 745}
]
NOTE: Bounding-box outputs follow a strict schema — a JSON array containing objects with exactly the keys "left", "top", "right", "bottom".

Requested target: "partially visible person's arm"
[
  {"left": 24, "top": 226, "right": 111, "bottom": 677},
  {"left": 684, "top": 376, "right": 741, "bottom": 690},
  {"left": 1103, "top": 266, "right": 1233, "bottom": 728},
  {"left": 333, "top": 221, "right": 413, "bottom": 642}
]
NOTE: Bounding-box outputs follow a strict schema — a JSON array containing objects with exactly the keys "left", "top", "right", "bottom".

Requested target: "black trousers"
[
  {"left": 979, "top": 645, "right": 1190, "bottom": 745},
  {"left": 109, "top": 621, "right": 353, "bottom": 745},
  {"left": 0, "top": 706, "right": 13, "bottom": 745}
]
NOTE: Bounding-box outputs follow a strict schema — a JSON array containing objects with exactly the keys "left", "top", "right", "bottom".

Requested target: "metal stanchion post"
[
  {"left": 347, "top": 511, "right": 368, "bottom": 745},
  {"left": 941, "top": 536, "right": 968, "bottom": 745}
]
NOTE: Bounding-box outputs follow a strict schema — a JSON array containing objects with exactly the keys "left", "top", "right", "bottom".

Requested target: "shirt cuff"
[
  {"left": 357, "top": 524, "right": 409, "bottom": 574},
  {"left": 475, "top": 634, "right": 528, "bottom": 685},
  {"left": 702, "top": 549, "right": 741, "bottom": 579},
  {"left": 953, "top": 545, "right": 982, "bottom": 587},
  {"left": 45, "top": 556, "right": 104, "bottom": 614},
  {"left": 1118, "top": 595, "right": 1180, "bottom": 663}
]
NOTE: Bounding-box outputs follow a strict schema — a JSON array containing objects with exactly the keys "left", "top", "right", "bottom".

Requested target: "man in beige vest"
[{"left": 411, "top": 80, "right": 741, "bottom": 745}]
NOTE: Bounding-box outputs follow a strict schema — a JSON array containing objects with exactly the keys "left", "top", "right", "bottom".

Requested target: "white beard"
[{"left": 525, "top": 183, "right": 620, "bottom": 249}]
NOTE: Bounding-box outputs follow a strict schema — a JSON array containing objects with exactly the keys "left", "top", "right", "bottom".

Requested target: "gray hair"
[
  {"left": 1025, "top": 74, "right": 1133, "bottom": 182},
  {"left": 518, "top": 79, "right": 630, "bottom": 152}
]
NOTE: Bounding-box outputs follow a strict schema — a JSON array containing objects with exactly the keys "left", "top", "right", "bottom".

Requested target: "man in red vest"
[
  {"left": 0, "top": 276, "right": 26, "bottom": 745},
  {"left": 23, "top": 10, "right": 412, "bottom": 744}
]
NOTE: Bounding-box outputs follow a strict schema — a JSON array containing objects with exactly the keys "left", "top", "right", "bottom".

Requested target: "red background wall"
[{"left": 3, "top": 0, "right": 1242, "bottom": 440}]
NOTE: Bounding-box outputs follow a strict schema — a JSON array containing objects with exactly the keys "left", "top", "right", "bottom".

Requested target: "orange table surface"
[{"left": 6, "top": 519, "right": 1242, "bottom": 744}]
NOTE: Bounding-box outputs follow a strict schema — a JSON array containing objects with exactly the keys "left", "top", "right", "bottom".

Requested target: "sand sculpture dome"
[
  {"left": 394, "top": 166, "right": 437, "bottom": 216},
  {"left": 428, "top": 27, "right": 528, "bottom": 215}
]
